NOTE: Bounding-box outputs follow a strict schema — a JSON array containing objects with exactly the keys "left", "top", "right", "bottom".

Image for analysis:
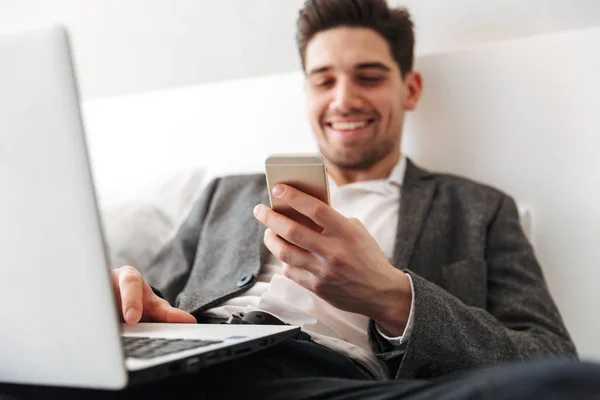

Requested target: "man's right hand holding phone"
[
  {"left": 254, "top": 184, "right": 413, "bottom": 337},
  {"left": 111, "top": 265, "right": 197, "bottom": 324}
]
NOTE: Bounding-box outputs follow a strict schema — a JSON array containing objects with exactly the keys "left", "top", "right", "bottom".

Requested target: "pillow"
[{"left": 100, "top": 167, "right": 206, "bottom": 270}]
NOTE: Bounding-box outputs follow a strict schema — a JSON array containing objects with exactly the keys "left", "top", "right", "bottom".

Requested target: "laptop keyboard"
[{"left": 122, "top": 336, "right": 223, "bottom": 359}]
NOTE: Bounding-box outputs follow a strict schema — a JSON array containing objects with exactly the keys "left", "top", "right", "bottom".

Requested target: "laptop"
[{"left": 0, "top": 24, "right": 299, "bottom": 390}]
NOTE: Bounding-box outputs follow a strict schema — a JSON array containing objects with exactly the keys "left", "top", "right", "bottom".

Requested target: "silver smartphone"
[{"left": 265, "top": 153, "right": 331, "bottom": 232}]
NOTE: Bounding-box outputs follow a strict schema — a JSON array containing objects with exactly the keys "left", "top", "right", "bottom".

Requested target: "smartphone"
[{"left": 265, "top": 153, "right": 331, "bottom": 232}]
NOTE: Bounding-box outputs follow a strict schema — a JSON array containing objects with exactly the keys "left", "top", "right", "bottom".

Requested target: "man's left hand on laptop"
[{"left": 111, "top": 265, "right": 197, "bottom": 324}]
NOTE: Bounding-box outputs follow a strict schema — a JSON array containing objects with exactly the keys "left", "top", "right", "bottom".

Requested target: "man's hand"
[
  {"left": 253, "top": 184, "right": 412, "bottom": 336},
  {"left": 111, "top": 265, "right": 197, "bottom": 324}
]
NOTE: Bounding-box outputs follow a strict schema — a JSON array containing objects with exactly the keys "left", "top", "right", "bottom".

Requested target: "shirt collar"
[{"left": 387, "top": 154, "right": 407, "bottom": 187}]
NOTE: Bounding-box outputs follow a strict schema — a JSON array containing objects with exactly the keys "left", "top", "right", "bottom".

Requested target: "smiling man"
[{"left": 65, "top": 0, "right": 600, "bottom": 399}]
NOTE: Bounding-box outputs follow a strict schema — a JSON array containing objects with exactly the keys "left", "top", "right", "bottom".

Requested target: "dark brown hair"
[{"left": 296, "top": 0, "right": 415, "bottom": 77}]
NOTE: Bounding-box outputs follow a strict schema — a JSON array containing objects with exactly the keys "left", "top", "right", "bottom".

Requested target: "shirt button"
[{"left": 236, "top": 274, "right": 255, "bottom": 288}]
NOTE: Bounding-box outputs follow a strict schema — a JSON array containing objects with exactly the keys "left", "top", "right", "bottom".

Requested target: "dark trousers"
[{"left": 1, "top": 338, "right": 599, "bottom": 399}]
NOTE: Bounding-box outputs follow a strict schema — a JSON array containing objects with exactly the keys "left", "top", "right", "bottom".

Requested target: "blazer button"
[{"left": 236, "top": 274, "right": 255, "bottom": 288}]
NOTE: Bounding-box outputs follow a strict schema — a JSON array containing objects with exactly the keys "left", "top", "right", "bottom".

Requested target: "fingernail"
[
  {"left": 253, "top": 204, "right": 262, "bottom": 217},
  {"left": 125, "top": 307, "right": 138, "bottom": 322},
  {"left": 272, "top": 185, "right": 284, "bottom": 197}
]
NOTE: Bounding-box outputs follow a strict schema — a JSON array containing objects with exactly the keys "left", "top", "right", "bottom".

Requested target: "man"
[{"left": 28, "top": 0, "right": 599, "bottom": 399}]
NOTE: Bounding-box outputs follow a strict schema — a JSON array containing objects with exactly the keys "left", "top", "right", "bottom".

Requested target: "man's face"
[{"left": 304, "top": 27, "right": 421, "bottom": 170}]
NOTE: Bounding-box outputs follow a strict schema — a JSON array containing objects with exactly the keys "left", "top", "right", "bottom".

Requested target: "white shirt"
[{"left": 203, "top": 156, "right": 415, "bottom": 380}]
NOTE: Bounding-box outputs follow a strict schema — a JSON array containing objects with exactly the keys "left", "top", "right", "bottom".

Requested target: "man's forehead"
[{"left": 304, "top": 27, "right": 397, "bottom": 74}]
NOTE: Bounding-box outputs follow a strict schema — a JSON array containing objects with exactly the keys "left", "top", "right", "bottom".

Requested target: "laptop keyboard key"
[{"left": 122, "top": 337, "right": 223, "bottom": 359}]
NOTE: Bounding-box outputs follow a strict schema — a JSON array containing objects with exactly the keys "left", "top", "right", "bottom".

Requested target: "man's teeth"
[{"left": 330, "top": 120, "right": 369, "bottom": 131}]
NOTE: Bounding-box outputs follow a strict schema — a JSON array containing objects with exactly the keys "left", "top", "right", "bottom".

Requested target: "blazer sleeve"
[
  {"left": 368, "top": 194, "right": 577, "bottom": 379},
  {"left": 143, "top": 178, "right": 220, "bottom": 306}
]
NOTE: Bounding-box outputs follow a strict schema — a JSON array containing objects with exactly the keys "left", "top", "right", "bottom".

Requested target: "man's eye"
[
  {"left": 315, "top": 79, "right": 334, "bottom": 87},
  {"left": 359, "top": 76, "right": 382, "bottom": 83}
]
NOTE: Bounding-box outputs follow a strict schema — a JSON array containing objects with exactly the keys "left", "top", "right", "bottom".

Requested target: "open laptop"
[{"left": 0, "top": 24, "right": 299, "bottom": 390}]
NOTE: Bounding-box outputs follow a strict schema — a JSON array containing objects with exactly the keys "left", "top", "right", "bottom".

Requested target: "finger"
[
  {"left": 349, "top": 217, "right": 367, "bottom": 231},
  {"left": 140, "top": 282, "right": 196, "bottom": 323},
  {"left": 145, "top": 295, "right": 197, "bottom": 323},
  {"left": 271, "top": 184, "right": 347, "bottom": 234},
  {"left": 263, "top": 228, "right": 320, "bottom": 274},
  {"left": 118, "top": 266, "right": 144, "bottom": 324},
  {"left": 254, "top": 204, "right": 329, "bottom": 254},
  {"left": 282, "top": 263, "right": 319, "bottom": 294},
  {"left": 164, "top": 307, "right": 198, "bottom": 324},
  {"left": 110, "top": 270, "right": 123, "bottom": 318}
]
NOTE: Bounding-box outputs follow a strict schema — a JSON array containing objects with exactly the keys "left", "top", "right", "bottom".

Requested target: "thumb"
[
  {"left": 142, "top": 283, "right": 197, "bottom": 323},
  {"left": 164, "top": 307, "right": 197, "bottom": 324},
  {"left": 146, "top": 296, "right": 197, "bottom": 323}
]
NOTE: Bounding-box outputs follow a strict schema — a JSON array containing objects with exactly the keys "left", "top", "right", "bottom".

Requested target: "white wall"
[{"left": 1, "top": 0, "right": 599, "bottom": 99}]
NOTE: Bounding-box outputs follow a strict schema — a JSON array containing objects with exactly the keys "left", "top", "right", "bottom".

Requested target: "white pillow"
[{"left": 100, "top": 167, "right": 207, "bottom": 270}]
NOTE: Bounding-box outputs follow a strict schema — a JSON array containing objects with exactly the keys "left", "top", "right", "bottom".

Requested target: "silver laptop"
[{"left": 0, "top": 24, "right": 299, "bottom": 390}]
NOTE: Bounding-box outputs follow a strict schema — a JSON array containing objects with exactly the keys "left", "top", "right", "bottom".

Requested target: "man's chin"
[
  {"left": 320, "top": 138, "right": 399, "bottom": 171},
  {"left": 323, "top": 150, "right": 380, "bottom": 171}
]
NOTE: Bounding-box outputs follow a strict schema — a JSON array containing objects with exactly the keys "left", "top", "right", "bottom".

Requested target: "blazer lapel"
[{"left": 392, "top": 159, "right": 437, "bottom": 270}]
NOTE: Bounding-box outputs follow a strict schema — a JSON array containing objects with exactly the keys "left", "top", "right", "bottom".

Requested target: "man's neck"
[{"left": 327, "top": 151, "right": 401, "bottom": 186}]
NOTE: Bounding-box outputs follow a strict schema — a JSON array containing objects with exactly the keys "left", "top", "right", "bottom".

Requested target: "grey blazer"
[{"left": 144, "top": 158, "right": 577, "bottom": 379}]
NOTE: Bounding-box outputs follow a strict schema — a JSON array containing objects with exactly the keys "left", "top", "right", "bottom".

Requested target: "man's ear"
[{"left": 403, "top": 71, "right": 423, "bottom": 111}]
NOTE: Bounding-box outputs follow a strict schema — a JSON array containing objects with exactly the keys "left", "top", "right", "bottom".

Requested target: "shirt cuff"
[{"left": 374, "top": 273, "right": 415, "bottom": 346}]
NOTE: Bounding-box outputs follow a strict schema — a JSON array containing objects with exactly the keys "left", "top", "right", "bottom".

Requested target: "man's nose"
[{"left": 330, "top": 80, "right": 364, "bottom": 112}]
